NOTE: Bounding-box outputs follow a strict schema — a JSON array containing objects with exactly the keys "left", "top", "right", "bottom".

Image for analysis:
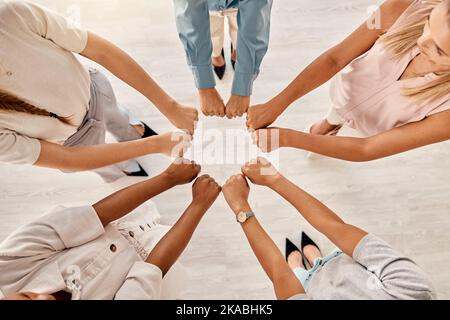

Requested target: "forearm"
[
  {"left": 35, "top": 138, "right": 160, "bottom": 171},
  {"left": 93, "top": 173, "right": 176, "bottom": 226},
  {"left": 269, "top": 53, "right": 342, "bottom": 113},
  {"left": 282, "top": 129, "right": 372, "bottom": 162},
  {"left": 240, "top": 216, "right": 305, "bottom": 299},
  {"left": 82, "top": 32, "right": 176, "bottom": 117},
  {"left": 270, "top": 176, "right": 367, "bottom": 256},
  {"left": 232, "top": 200, "right": 305, "bottom": 298},
  {"left": 146, "top": 201, "right": 207, "bottom": 276}
]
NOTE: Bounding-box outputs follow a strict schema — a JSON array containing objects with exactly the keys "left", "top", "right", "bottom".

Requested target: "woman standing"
[
  {"left": 248, "top": 0, "right": 450, "bottom": 162},
  {"left": 222, "top": 158, "right": 436, "bottom": 300},
  {"left": 209, "top": 7, "right": 238, "bottom": 79},
  {"left": 174, "top": 0, "right": 273, "bottom": 119},
  {"left": 0, "top": 1, "right": 198, "bottom": 181}
]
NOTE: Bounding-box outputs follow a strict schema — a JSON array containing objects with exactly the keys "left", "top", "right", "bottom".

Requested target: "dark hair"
[{"left": 0, "top": 89, "right": 73, "bottom": 125}]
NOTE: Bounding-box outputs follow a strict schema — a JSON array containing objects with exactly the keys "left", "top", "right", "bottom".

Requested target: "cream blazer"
[{"left": 0, "top": 201, "right": 186, "bottom": 300}]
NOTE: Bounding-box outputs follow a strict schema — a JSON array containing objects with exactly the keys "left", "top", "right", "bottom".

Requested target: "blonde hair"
[
  {"left": 381, "top": 0, "right": 450, "bottom": 104},
  {"left": 0, "top": 89, "right": 73, "bottom": 125}
]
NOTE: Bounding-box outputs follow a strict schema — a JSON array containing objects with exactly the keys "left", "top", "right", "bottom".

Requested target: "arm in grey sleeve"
[
  {"left": 353, "top": 234, "right": 436, "bottom": 300},
  {"left": 173, "top": 0, "right": 216, "bottom": 89}
]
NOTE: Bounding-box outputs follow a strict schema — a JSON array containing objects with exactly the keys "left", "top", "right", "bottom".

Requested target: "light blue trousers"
[{"left": 293, "top": 249, "right": 343, "bottom": 289}]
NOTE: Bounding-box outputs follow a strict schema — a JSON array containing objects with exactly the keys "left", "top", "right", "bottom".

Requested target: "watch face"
[{"left": 237, "top": 212, "right": 247, "bottom": 223}]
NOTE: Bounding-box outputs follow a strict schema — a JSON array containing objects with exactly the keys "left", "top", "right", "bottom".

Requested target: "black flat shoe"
[
  {"left": 231, "top": 43, "right": 236, "bottom": 70},
  {"left": 141, "top": 122, "right": 158, "bottom": 138},
  {"left": 213, "top": 49, "right": 226, "bottom": 80},
  {"left": 126, "top": 164, "right": 149, "bottom": 177},
  {"left": 301, "top": 232, "right": 322, "bottom": 255}
]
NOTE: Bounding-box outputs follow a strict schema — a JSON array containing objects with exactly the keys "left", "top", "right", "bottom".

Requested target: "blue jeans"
[{"left": 294, "top": 249, "right": 343, "bottom": 289}]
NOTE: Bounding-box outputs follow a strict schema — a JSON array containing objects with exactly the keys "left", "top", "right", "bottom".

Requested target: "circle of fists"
[{"left": 163, "top": 157, "right": 281, "bottom": 215}]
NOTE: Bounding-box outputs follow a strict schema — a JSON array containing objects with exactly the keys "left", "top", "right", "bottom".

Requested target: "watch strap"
[{"left": 237, "top": 211, "right": 255, "bottom": 223}]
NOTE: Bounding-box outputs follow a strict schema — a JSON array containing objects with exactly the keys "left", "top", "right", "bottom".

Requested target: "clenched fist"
[
  {"left": 192, "top": 175, "right": 222, "bottom": 210},
  {"left": 168, "top": 103, "right": 199, "bottom": 135},
  {"left": 222, "top": 174, "right": 251, "bottom": 215},
  {"left": 241, "top": 158, "right": 282, "bottom": 187},
  {"left": 251, "top": 128, "right": 289, "bottom": 153},
  {"left": 246, "top": 102, "right": 279, "bottom": 130},
  {"left": 198, "top": 88, "right": 226, "bottom": 117},
  {"left": 153, "top": 132, "right": 192, "bottom": 158},
  {"left": 162, "top": 159, "right": 201, "bottom": 186},
  {"left": 226, "top": 95, "right": 250, "bottom": 119}
]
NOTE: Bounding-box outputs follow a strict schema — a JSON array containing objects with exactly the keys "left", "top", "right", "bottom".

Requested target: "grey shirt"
[{"left": 290, "top": 234, "right": 436, "bottom": 300}]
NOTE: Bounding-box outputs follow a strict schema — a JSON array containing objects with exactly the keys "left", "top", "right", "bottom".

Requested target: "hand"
[
  {"left": 251, "top": 128, "right": 288, "bottom": 153},
  {"left": 198, "top": 88, "right": 226, "bottom": 117},
  {"left": 242, "top": 158, "right": 282, "bottom": 188},
  {"left": 162, "top": 159, "right": 201, "bottom": 186},
  {"left": 226, "top": 95, "right": 250, "bottom": 119},
  {"left": 222, "top": 174, "right": 252, "bottom": 215},
  {"left": 153, "top": 132, "right": 192, "bottom": 157},
  {"left": 192, "top": 175, "right": 222, "bottom": 210},
  {"left": 246, "top": 102, "right": 280, "bottom": 130},
  {"left": 167, "top": 103, "right": 199, "bottom": 135}
]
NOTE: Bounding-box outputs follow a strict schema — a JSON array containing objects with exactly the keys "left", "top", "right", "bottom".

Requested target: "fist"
[
  {"left": 251, "top": 128, "right": 286, "bottom": 153},
  {"left": 163, "top": 159, "right": 201, "bottom": 186},
  {"left": 170, "top": 103, "right": 199, "bottom": 135},
  {"left": 246, "top": 103, "right": 279, "bottom": 130},
  {"left": 222, "top": 174, "right": 251, "bottom": 214},
  {"left": 241, "top": 157, "right": 282, "bottom": 187},
  {"left": 226, "top": 95, "right": 250, "bottom": 119},
  {"left": 198, "top": 88, "right": 226, "bottom": 117},
  {"left": 155, "top": 132, "right": 192, "bottom": 158},
  {"left": 192, "top": 175, "right": 222, "bottom": 209}
]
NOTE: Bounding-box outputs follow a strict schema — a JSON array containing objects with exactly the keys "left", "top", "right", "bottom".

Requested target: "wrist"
[
  {"left": 189, "top": 200, "right": 210, "bottom": 216},
  {"left": 198, "top": 87, "right": 216, "bottom": 95},
  {"left": 161, "top": 99, "right": 179, "bottom": 116},
  {"left": 231, "top": 94, "right": 250, "bottom": 99},
  {"left": 268, "top": 96, "right": 290, "bottom": 114},
  {"left": 269, "top": 174, "right": 288, "bottom": 194},
  {"left": 159, "top": 172, "right": 179, "bottom": 188},
  {"left": 141, "top": 135, "right": 161, "bottom": 154},
  {"left": 279, "top": 128, "right": 292, "bottom": 147},
  {"left": 268, "top": 174, "right": 285, "bottom": 191},
  {"left": 232, "top": 202, "right": 252, "bottom": 215}
]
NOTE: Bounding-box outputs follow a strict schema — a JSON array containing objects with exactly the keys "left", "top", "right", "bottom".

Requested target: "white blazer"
[{"left": 0, "top": 201, "right": 186, "bottom": 300}]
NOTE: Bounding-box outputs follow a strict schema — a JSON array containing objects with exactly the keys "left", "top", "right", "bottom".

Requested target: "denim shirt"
[{"left": 174, "top": 0, "right": 273, "bottom": 96}]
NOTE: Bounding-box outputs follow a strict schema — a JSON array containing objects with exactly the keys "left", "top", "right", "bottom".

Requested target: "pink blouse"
[{"left": 331, "top": 0, "right": 450, "bottom": 136}]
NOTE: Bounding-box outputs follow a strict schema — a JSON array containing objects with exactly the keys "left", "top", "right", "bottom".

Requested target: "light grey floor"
[{"left": 1, "top": 0, "right": 449, "bottom": 299}]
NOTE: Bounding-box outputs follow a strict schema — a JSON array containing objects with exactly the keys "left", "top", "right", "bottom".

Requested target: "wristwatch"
[{"left": 236, "top": 212, "right": 255, "bottom": 224}]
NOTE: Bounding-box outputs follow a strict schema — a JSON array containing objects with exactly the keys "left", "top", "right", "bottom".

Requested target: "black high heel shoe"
[
  {"left": 300, "top": 232, "right": 320, "bottom": 251},
  {"left": 126, "top": 164, "right": 148, "bottom": 177},
  {"left": 213, "top": 49, "right": 226, "bottom": 80},
  {"left": 285, "top": 238, "right": 300, "bottom": 262},
  {"left": 141, "top": 122, "right": 158, "bottom": 138},
  {"left": 231, "top": 44, "right": 236, "bottom": 70},
  {"left": 301, "top": 232, "right": 322, "bottom": 266},
  {"left": 285, "top": 238, "right": 309, "bottom": 268},
  {"left": 126, "top": 121, "right": 158, "bottom": 177}
]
